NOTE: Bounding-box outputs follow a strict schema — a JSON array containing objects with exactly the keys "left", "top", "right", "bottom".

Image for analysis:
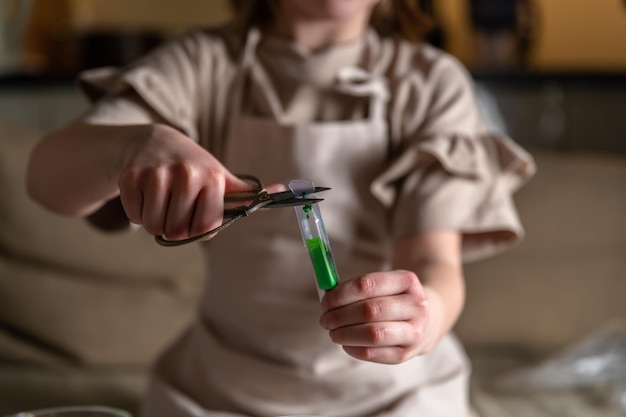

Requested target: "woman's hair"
[{"left": 228, "top": 0, "right": 433, "bottom": 43}]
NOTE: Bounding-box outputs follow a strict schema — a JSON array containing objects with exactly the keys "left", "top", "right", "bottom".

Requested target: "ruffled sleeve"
[
  {"left": 76, "top": 29, "right": 213, "bottom": 141},
  {"left": 373, "top": 47, "right": 536, "bottom": 262}
]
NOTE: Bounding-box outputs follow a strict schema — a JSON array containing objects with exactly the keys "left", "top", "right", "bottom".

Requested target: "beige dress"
[{"left": 79, "top": 25, "right": 535, "bottom": 417}]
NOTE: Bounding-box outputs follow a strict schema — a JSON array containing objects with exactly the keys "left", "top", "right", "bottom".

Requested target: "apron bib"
[
  {"left": 204, "top": 25, "right": 390, "bottom": 368},
  {"left": 140, "top": 29, "right": 471, "bottom": 417}
]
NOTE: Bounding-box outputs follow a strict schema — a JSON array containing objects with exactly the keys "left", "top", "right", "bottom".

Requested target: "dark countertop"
[
  {"left": 0, "top": 72, "right": 76, "bottom": 90},
  {"left": 472, "top": 70, "right": 626, "bottom": 89},
  {"left": 1, "top": 70, "right": 626, "bottom": 90}
]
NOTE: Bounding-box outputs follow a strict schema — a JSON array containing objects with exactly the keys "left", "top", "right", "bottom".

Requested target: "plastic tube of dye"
[{"left": 289, "top": 180, "right": 340, "bottom": 299}]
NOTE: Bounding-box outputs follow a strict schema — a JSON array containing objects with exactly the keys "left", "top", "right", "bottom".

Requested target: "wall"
[
  {"left": 70, "top": 0, "right": 232, "bottom": 34},
  {"left": 438, "top": 0, "right": 626, "bottom": 71},
  {"left": 60, "top": 0, "right": 626, "bottom": 71},
  {"left": 532, "top": 0, "right": 626, "bottom": 70}
]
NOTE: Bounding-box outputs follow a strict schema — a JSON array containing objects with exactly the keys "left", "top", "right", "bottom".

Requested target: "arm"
[
  {"left": 26, "top": 120, "right": 252, "bottom": 241},
  {"left": 27, "top": 28, "right": 251, "bottom": 238},
  {"left": 319, "top": 230, "right": 465, "bottom": 364},
  {"left": 27, "top": 121, "right": 153, "bottom": 218},
  {"left": 394, "top": 230, "right": 465, "bottom": 352}
]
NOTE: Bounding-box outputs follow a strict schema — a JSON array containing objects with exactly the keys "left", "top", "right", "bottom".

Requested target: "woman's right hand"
[{"left": 118, "top": 123, "right": 252, "bottom": 241}]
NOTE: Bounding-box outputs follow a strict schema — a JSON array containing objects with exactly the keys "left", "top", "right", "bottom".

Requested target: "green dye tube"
[
  {"left": 305, "top": 237, "right": 339, "bottom": 291},
  {"left": 290, "top": 180, "right": 339, "bottom": 299}
]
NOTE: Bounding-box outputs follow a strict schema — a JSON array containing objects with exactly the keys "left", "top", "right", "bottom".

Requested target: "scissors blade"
[
  {"left": 310, "top": 186, "right": 331, "bottom": 193},
  {"left": 270, "top": 187, "right": 330, "bottom": 200},
  {"left": 267, "top": 197, "right": 324, "bottom": 208},
  {"left": 223, "top": 197, "right": 322, "bottom": 218},
  {"left": 265, "top": 186, "right": 330, "bottom": 208},
  {"left": 223, "top": 187, "right": 329, "bottom": 218}
]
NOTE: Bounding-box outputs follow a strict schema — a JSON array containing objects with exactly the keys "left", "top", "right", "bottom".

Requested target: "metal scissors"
[{"left": 155, "top": 175, "right": 330, "bottom": 247}]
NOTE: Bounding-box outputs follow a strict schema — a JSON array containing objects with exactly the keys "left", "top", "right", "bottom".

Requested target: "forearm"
[
  {"left": 416, "top": 261, "right": 466, "bottom": 351},
  {"left": 26, "top": 122, "right": 153, "bottom": 217},
  {"left": 393, "top": 230, "right": 465, "bottom": 351}
]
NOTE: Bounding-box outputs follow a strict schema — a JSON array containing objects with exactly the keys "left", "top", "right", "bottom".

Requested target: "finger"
[
  {"left": 329, "top": 321, "right": 419, "bottom": 349},
  {"left": 321, "top": 270, "right": 424, "bottom": 312},
  {"left": 118, "top": 172, "right": 143, "bottom": 225},
  {"left": 163, "top": 188, "right": 198, "bottom": 241},
  {"left": 320, "top": 294, "right": 423, "bottom": 330},
  {"left": 141, "top": 170, "right": 170, "bottom": 236},
  {"left": 248, "top": 182, "right": 289, "bottom": 214},
  {"left": 189, "top": 187, "right": 224, "bottom": 239},
  {"left": 265, "top": 183, "right": 288, "bottom": 194},
  {"left": 223, "top": 171, "right": 260, "bottom": 193},
  {"left": 342, "top": 345, "right": 414, "bottom": 365},
  {"left": 119, "top": 187, "right": 143, "bottom": 225},
  {"left": 163, "top": 166, "right": 205, "bottom": 239}
]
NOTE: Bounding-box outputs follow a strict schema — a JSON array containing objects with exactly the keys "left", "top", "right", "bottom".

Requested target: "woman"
[{"left": 26, "top": 1, "right": 535, "bottom": 415}]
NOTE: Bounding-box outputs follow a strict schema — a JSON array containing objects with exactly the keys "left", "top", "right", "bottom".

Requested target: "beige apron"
[{"left": 140, "top": 29, "right": 471, "bottom": 417}]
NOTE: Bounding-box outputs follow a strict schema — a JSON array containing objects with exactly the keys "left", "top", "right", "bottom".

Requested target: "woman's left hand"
[{"left": 319, "top": 270, "right": 433, "bottom": 364}]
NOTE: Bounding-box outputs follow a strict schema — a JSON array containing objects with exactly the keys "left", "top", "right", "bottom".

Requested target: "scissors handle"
[
  {"left": 155, "top": 211, "right": 245, "bottom": 247},
  {"left": 154, "top": 175, "right": 328, "bottom": 247},
  {"left": 154, "top": 174, "right": 256, "bottom": 247}
]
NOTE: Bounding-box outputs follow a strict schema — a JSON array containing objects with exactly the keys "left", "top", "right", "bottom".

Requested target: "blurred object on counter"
[
  {"left": 5, "top": 405, "right": 132, "bottom": 417},
  {"left": 22, "top": 0, "right": 79, "bottom": 75},
  {"left": 468, "top": 0, "right": 538, "bottom": 70},
  {"left": 18, "top": 0, "right": 164, "bottom": 76},
  {"left": 475, "top": 72, "right": 626, "bottom": 154},
  {"left": 491, "top": 320, "right": 626, "bottom": 413},
  {"left": 78, "top": 29, "right": 163, "bottom": 70},
  {"left": 417, "top": 0, "right": 447, "bottom": 49},
  {"left": 0, "top": 0, "right": 34, "bottom": 74}
]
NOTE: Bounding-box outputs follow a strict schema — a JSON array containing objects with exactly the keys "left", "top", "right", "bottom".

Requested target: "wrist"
[{"left": 117, "top": 123, "right": 162, "bottom": 172}]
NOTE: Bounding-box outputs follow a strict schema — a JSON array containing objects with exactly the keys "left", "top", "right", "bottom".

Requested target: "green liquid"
[{"left": 305, "top": 237, "right": 339, "bottom": 290}]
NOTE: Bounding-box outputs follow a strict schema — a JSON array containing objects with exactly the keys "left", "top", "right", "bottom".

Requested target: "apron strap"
[
  {"left": 224, "top": 27, "right": 263, "bottom": 145},
  {"left": 334, "top": 66, "right": 389, "bottom": 122},
  {"left": 229, "top": 27, "right": 390, "bottom": 125}
]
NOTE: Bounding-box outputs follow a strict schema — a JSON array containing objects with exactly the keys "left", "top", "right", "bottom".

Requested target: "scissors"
[{"left": 155, "top": 175, "right": 330, "bottom": 247}]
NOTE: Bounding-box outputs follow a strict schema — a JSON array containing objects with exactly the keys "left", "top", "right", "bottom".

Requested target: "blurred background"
[
  {"left": 1, "top": 0, "right": 626, "bottom": 150},
  {"left": 1, "top": 0, "right": 626, "bottom": 73},
  {"left": 0, "top": 1, "right": 625, "bottom": 416}
]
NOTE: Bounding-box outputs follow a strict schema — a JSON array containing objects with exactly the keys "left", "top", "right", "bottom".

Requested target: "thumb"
[
  {"left": 265, "top": 183, "right": 288, "bottom": 194},
  {"left": 223, "top": 172, "right": 263, "bottom": 194}
]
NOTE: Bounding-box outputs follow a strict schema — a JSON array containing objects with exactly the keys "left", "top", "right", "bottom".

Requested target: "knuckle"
[
  {"left": 123, "top": 166, "right": 166, "bottom": 191},
  {"left": 203, "top": 168, "right": 222, "bottom": 188},
  {"left": 172, "top": 162, "right": 201, "bottom": 186},
  {"left": 118, "top": 168, "right": 141, "bottom": 190},
  {"left": 328, "top": 329, "right": 341, "bottom": 344},
  {"left": 150, "top": 166, "right": 170, "bottom": 187},
  {"left": 409, "top": 319, "right": 425, "bottom": 342},
  {"left": 411, "top": 291, "right": 430, "bottom": 314},
  {"left": 367, "top": 325, "right": 387, "bottom": 344},
  {"left": 360, "top": 347, "right": 377, "bottom": 362},
  {"left": 362, "top": 301, "right": 383, "bottom": 321},
  {"left": 397, "top": 349, "right": 412, "bottom": 363},
  {"left": 320, "top": 312, "right": 334, "bottom": 330},
  {"left": 402, "top": 270, "right": 420, "bottom": 287},
  {"left": 354, "top": 274, "right": 377, "bottom": 297}
]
